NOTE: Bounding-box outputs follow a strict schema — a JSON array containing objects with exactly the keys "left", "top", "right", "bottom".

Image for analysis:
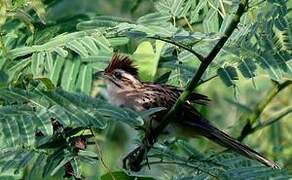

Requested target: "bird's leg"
[
  {"left": 122, "top": 145, "right": 146, "bottom": 171},
  {"left": 123, "top": 119, "right": 157, "bottom": 171}
]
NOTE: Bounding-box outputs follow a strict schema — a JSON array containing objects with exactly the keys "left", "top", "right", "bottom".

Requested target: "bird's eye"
[{"left": 113, "top": 71, "right": 122, "bottom": 79}]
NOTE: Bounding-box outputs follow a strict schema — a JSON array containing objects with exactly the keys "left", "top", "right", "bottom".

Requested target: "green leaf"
[
  {"left": 217, "top": 66, "right": 238, "bottom": 87},
  {"left": 0, "top": 70, "right": 8, "bottom": 87},
  {"left": 45, "top": 52, "right": 54, "bottom": 74},
  {"left": 50, "top": 56, "right": 65, "bottom": 86},
  {"left": 14, "top": 151, "right": 35, "bottom": 174},
  {"left": 75, "top": 64, "right": 92, "bottom": 95},
  {"left": 238, "top": 58, "right": 257, "bottom": 79},
  {"left": 0, "top": 0, "right": 7, "bottom": 26},
  {"left": 30, "top": 0, "right": 46, "bottom": 24},
  {"left": 28, "top": 153, "right": 47, "bottom": 179},
  {"left": 31, "top": 52, "right": 45, "bottom": 77},
  {"left": 50, "top": 156, "right": 73, "bottom": 176},
  {"left": 35, "top": 108, "right": 54, "bottom": 136},
  {"left": 203, "top": 8, "right": 219, "bottom": 33},
  {"left": 61, "top": 59, "right": 81, "bottom": 91},
  {"left": 66, "top": 40, "right": 89, "bottom": 58},
  {"left": 43, "top": 148, "right": 65, "bottom": 177},
  {"left": 80, "top": 37, "right": 99, "bottom": 55},
  {"left": 137, "top": 12, "right": 171, "bottom": 25},
  {"left": 190, "top": 0, "right": 206, "bottom": 23},
  {"left": 71, "top": 158, "right": 81, "bottom": 179},
  {"left": 133, "top": 40, "right": 165, "bottom": 81},
  {"left": 108, "top": 37, "right": 130, "bottom": 47},
  {"left": 35, "top": 77, "right": 56, "bottom": 90},
  {"left": 53, "top": 47, "right": 68, "bottom": 58}
]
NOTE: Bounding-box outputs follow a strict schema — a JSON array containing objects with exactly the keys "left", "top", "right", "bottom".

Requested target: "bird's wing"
[{"left": 140, "top": 84, "right": 209, "bottom": 116}]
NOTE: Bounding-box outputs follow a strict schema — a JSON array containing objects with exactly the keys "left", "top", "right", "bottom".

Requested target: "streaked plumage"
[{"left": 99, "top": 54, "right": 280, "bottom": 169}]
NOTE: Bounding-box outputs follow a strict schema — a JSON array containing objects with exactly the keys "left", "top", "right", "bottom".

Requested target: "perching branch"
[
  {"left": 237, "top": 80, "right": 292, "bottom": 141},
  {"left": 123, "top": 0, "right": 249, "bottom": 171}
]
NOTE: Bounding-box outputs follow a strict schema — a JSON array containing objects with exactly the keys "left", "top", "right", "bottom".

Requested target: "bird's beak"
[
  {"left": 94, "top": 71, "right": 113, "bottom": 82},
  {"left": 94, "top": 71, "right": 104, "bottom": 78}
]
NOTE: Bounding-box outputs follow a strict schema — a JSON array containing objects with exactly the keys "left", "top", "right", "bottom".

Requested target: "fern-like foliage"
[
  {"left": 0, "top": 0, "right": 291, "bottom": 179},
  {"left": 0, "top": 86, "right": 145, "bottom": 177},
  {"left": 143, "top": 140, "right": 290, "bottom": 180}
]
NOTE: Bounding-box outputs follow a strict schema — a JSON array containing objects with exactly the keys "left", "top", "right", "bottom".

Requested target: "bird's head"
[{"left": 96, "top": 54, "right": 142, "bottom": 90}]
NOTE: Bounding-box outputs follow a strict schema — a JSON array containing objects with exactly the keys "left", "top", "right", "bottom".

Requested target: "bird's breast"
[{"left": 106, "top": 85, "right": 146, "bottom": 112}]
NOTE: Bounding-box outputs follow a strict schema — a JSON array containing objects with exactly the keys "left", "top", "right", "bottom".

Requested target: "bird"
[{"left": 96, "top": 54, "right": 280, "bottom": 169}]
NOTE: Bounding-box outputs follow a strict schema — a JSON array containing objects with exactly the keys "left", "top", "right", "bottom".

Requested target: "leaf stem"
[
  {"left": 147, "top": 36, "right": 204, "bottom": 62},
  {"left": 251, "top": 106, "right": 292, "bottom": 134}
]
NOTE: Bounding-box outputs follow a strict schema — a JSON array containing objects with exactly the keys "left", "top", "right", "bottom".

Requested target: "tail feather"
[
  {"left": 183, "top": 116, "right": 280, "bottom": 169},
  {"left": 206, "top": 126, "right": 280, "bottom": 169}
]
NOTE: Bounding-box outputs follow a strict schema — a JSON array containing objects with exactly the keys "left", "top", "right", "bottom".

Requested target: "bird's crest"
[{"left": 105, "top": 54, "right": 138, "bottom": 76}]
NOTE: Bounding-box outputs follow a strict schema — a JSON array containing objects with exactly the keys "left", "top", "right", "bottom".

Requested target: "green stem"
[
  {"left": 153, "top": 0, "right": 248, "bottom": 136},
  {"left": 252, "top": 106, "right": 292, "bottom": 135},
  {"left": 237, "top": 80, "right": 292, "bottom": 141},
  {"left": 124, "top": 0, "right": 249, "bottom": 171}
]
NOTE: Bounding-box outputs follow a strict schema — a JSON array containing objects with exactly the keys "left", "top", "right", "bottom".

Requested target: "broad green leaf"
[
  {"left": 2, "top": 117, "right": 20, "bottom": 147},
  {"left": 18, "top": 115, "right": 35, "bottom": 145},
  {"left": 133, "top": 40, "right": 165, "bottom": 81}
]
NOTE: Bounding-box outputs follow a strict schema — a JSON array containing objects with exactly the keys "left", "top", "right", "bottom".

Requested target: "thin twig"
[
  {"left": 183, "top": 16, "right": 194, "bottom": 32},
  {"left": 237, "top": 80, "right": 292, "bottom": 141},
  {"left": 147, "top": 36, "right": 205, "bottom": 62},
  {"left": 241, "top": 106, "right": 292, "bottom": 139},
  {"left": 90, "top": 128, "right": 116, "bottom": 180},
  {"left": 197, "top": 74, "right": 218, "bottom": 86},
  {"left": 140, "top": 160, "right": 220, "bottom": 179}
]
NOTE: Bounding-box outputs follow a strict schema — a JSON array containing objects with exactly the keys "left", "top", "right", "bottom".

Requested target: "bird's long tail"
[{"left": 183, "top": 116, "right": 280, "bottom": 169}]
